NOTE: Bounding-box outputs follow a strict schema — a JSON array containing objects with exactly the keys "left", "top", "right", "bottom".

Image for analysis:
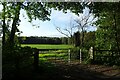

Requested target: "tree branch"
[{"left": 56, "top": 27, "right": 70, "bottom": 37}]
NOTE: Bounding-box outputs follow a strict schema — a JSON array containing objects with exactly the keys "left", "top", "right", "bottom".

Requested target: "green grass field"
[
  {"left": 21, "top": 44, "right": 73, "bottom": 49},
  {"left": 39, "top": 51, "right": 69, "bottom": 62},
  {"left": 22, "top": 44, "right": 71, "bottom": 62}
]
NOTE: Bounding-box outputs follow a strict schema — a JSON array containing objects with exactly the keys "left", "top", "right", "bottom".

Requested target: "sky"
[
  {"left": 0, "top": 4, "right": 97, "bottom": 37},
  {"left": 18, "top": 7, "right": 97, "bottom": 37},
  {"left": 18, "top": 9, "right": 78, "bottom": 37}
]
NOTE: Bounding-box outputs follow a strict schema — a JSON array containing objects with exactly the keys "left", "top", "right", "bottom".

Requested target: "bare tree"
[
  {"left": 55, "top": 17, "right": 76, "bottom": 44},
  {"left": 54, "top": 10, "right": 96, "bottom": 46},
  {"left": 74, "top": 13, "right": 96, "bottom": 47}
]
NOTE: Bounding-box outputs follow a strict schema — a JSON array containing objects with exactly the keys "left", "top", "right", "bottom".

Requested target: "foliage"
[
  {"left": 0, "top": 2, "right": 53, "bottom": 47},
  {"left": 2, "top": 2, "right": 120, "bottom": 75},
  {"left": 83, "top": 31, "right": 95, "bottom": 49},
  {"left": 70, "top": 47, "right": 90, "bottom": 63},
  {"left": 70, "top": 47, "right": 80, "bottom": 59},
  {"left": 46, "top": 2, "right": 84, "bottom": 15},
  {"left": 84, "top": 2, "right": 120, "bottom": 65},
  {"left": 2, "top": 45, "right": 34, "bottom": 79},
  {"left": 24, "top": 2, "right": 51, "bottom": 22},
  {"left": 87, "top": 2, "right": 120, "bottom": 50},
  {"left": 61, "top": 37, "right": 68, "bottom": 44},
  {"left": 0, "top": 2, "right": 87, "bottom": 48},
  {"left": 73, "top": 31, "right": 80, "bottom": 47},
  {"left": 3, "top": 45, "right": 33, "bottom": 65},
  {"left": 19, "top": 36, "right": 63, "bottom": 44}
]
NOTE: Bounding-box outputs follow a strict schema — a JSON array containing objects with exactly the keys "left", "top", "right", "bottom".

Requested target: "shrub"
[
  {"left": 2, "top": 45, "right": 33, "bottom": 79},
  {"left": 70, "top": 47, "right": 80, "bottom": 60}
]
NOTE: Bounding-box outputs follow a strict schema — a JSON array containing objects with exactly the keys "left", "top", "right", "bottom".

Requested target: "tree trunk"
[
  {"left": 2, "top": 3, "right": 6, "bottom": 46},
  {"left": 74, "top": 31, "right": 80, "bottom": 47},
  {"left": 81, "top": 27, "right": 84, "bottom": 47},
  {"left": 9, "top": 3, "right": 21, "bottom": 46},
  {"left": 113, "top": 13, "right": 120, "bottom": 51}
]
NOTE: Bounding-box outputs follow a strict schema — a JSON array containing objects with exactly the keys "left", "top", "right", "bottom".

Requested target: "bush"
[
  {"left": 3, "top": 45, "right": 33, "bottom": 67},
  {"left": 80, "top": 47, "right": 92, "bottom": 64},
  {"left": 70, "top": 47, "right": 89, "bottom": 62},
  {"left": 2, "top": 45, "right": 34, "bottom": 79},
  {"left": 70, "top": 47, "right": 80, "bottom": 60}
]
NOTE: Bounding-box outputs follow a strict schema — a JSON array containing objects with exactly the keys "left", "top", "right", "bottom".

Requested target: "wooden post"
[
  {"left": 89, "top": 46, "right": 94, "bottom": 63},
  {"left": 68, "top": 49, "right": 71, "bottom": 63},
  {"left": 93, "top": 47, "right": 95, "bottom": 62},
  {"left": 55, "top": 52, "right": 56, "bottom": 64},
  {"left": 79, "top": 49, "right": 82, "bottom": 63},
  {"left": 89, "top": 47, "right": 93, "bottom": 59},
  {"left": 34, "top": 49, "right": 39, "bottom": 71}
]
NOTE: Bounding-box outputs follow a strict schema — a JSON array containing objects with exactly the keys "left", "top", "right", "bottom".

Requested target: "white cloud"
[
  {"left": 51, "top": 9, "right": 72, "bottom": 24},
  {"left": 0, "top": 5, "right": 3, "bottom": 11},
  {"left": 18, "top": 7, "right": 96, "bottom": 37}
]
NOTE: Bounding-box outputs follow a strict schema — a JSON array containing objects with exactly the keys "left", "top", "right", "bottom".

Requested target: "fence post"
[
  {"left": 89, "top": 47, "right": 94, "bottom": 62},
  {"left": 89, "top": 47, "right": 93, "bottom": 59},
  {"left": 79, "top": 49, "right": 82, "bottom": 63},
  {"left": 34, "top": 49, "right": 39, "bottom": 71},
  {"left": 93, "top": 47, "right": 95, "bottom": 62},
  {"left": 55, "top": 52, "right": 56, "bottom": 64},
  {"left": 68, "top": 49, "right": 71, "bottom": 63}
]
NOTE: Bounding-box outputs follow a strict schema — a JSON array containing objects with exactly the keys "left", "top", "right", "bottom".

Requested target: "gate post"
[
  {"left": 89, "top": 47, "right": 94, "bottom": 62},
  {"left": 68, "top": 49, "right": 71, "bottom": 63},
  {"left": 79, "top": 49, "right": 82, "bottom": 63},
  {"left": 93, "top": 47, "right": 95, "bottom": 62},
  {"left": 89, "top": 47, "right": 93, "bottom": 59},
  {"left": 34, "top": 49, "right": 39, "bottom": 71}
]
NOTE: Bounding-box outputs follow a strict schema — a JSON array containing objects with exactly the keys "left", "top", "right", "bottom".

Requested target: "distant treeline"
[{"left": 18, "top": 36, "right": 68, "bottom": 44}]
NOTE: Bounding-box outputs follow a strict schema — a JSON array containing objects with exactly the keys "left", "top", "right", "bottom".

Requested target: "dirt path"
[
  {"left": 43, "top": 60, "right": 120, "bottom": 80},
  {"left": 10, "top": 60, "right": 120, "bottom": 80}
]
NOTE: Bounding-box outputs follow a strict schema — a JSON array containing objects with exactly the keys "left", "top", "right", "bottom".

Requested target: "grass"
[
  {"left": 39, "top": 50, "right": 69, "bottom": 63},
  {"left": 21, "top": 44, "right": 71, "bottom": 62},
  {"left": 21, "top": 44, "right": 73, "bottom": 49},
  {"left": 21, "top": 44, "right": 70, "bottom": 64},
  {"left": 39, "top": 53, "right": 67, "bottom": 58}
]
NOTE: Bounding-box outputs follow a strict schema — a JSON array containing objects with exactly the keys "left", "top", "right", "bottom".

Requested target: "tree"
[
  {"left": 0, "top": 2, "right": 52, "bottom": 47},
  {"left": 61, "top": 37, "right": 68, "bottom": 44},
  {"left": 1, "top": 2, "right": 6, "bottom": 46},
  {"left": 84, "top": 31, "right": 95, "bottom": 49},
  {"left": 85, "top": 2, "right": 120, "bottom": 65},
  {"left": 73, "top": 31, "right": 80, "bottom": 47},
  {"left": 55, "top": 18, "right": 75, "bottom": 45},
  {"left": 46, "top": 2, "right": 87, "bottom": 45},
  {"left": 74, "top": 11, "right": 96, "bottom": 47},
  {"left": 1, "top": 2, "right": 89, "bottom": 47},
  {"left": 46, "top": 2, "right": 84, "bottom": 15},
  {"left": 88, "top": 2, "right": 120, "bottom": 51}
]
